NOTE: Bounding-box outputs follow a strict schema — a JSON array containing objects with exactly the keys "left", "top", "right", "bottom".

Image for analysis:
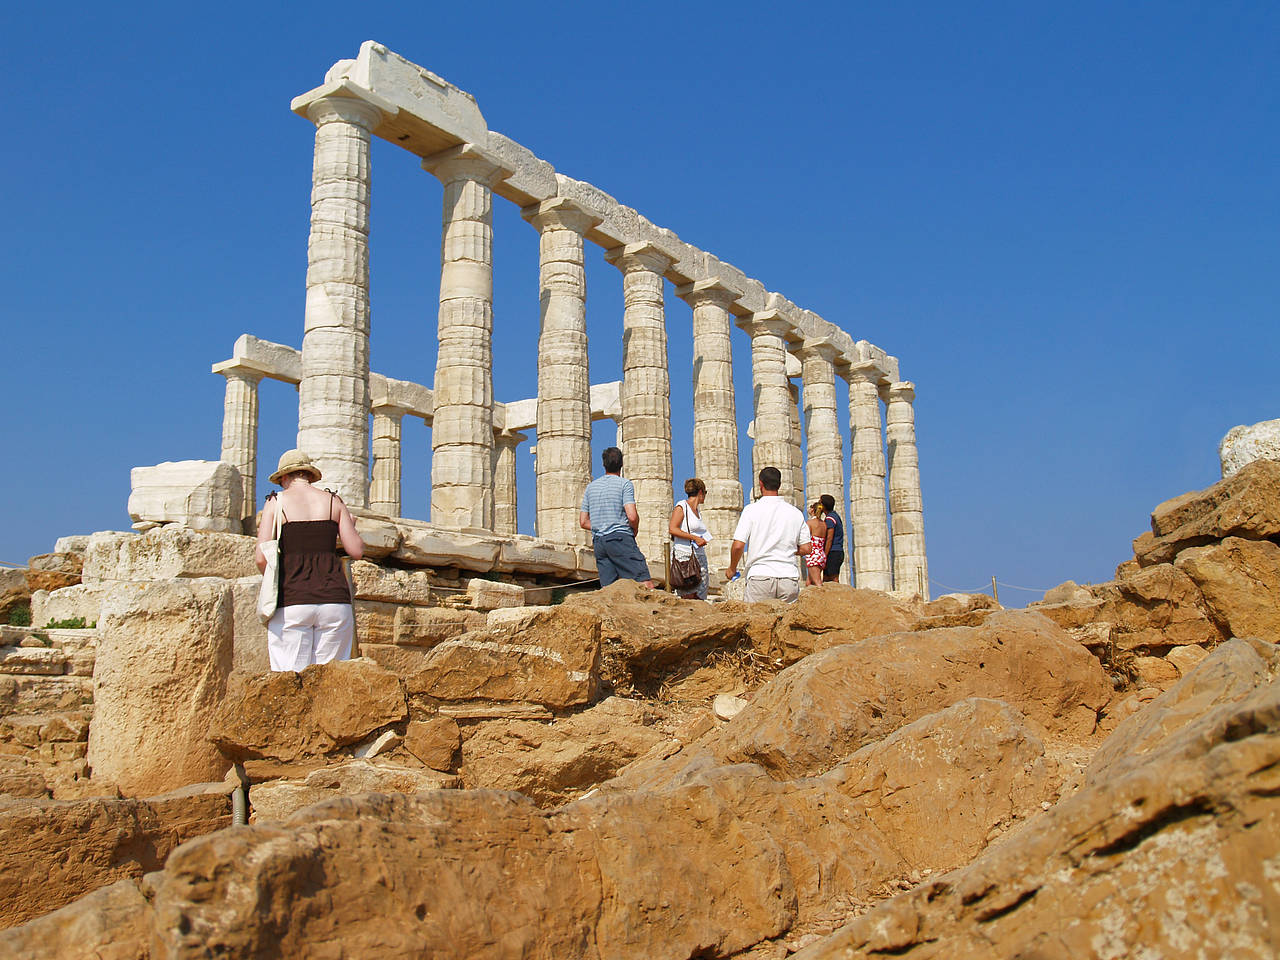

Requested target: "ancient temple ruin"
[{"left": 209, "top": 42, "right": 929, "bottom": 597}]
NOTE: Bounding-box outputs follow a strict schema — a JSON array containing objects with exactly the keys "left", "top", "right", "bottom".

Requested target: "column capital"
[
  {"left": 844, "top": 359, "right": 888, "bottom": 386},
  {"left": 371, "top": 402, "right": 410, "bottom": 418},
  {"left": 674, "top": 276, "right": 742, "bottom": 308},
  {"left": 421, "top": 142, "right": 512, "bottom": 186},
  {"left": 304, "top": 94, "right": 384, "bottom": 132},
  {"left": 521, "top": 196, "right": 601, "bottom": 235},
  {"left": 495, "top": 429, "right": 529, "bottom": 446},
  {"left": 738, "top": 310, "right": 793, "bottom": 341},
  {"left": 603, "top": 241, "right": 674, "bottom": 276},
  {"left": 211, "top": 359, "right": 268, "bottom": 383},
  {"left": 797, "top": 337, "right": 840, "bottom": 364},
  {"left": 884, "top": 380, "right": 916, "bottom": 403}
]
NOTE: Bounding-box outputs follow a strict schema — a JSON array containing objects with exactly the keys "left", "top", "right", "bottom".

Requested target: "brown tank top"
[{"left": 275, "top": 493, "right": 352, "bottom": 607}]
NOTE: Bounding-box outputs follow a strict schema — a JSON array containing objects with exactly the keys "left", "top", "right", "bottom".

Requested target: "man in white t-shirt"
[{"left": 725, "top": 466, "right": 812, "bottom": 603}]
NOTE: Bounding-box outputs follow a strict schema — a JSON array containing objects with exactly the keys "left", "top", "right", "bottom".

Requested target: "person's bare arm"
[
  {"left": 797, "top": 540, "right": 814, "bottom": 556},
  {"left": 668, "top": 504, "right": 685, "bottom": 539},
  {"left": 579, "top": 510, "right": 592, "bottom": 531},
  {"left": 824, "top": 521, "right": 834, "bottom": 554},
  {"left": 726, "top": 539, "right": 746, "bottom": 579},
  {"left": 334, "top": 497, "right": 364, "bottom": 560},
  {"left": 254, "top": 498, "right": 277, "bottom": 573},
  {"left": 624, "top": 502, "right": 640, "bottom": 534}
]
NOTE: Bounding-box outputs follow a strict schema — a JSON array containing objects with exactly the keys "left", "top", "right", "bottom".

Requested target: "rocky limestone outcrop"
[
  {"left": 88, "top": 579, "right": 233, "bottom": 796},
  {"left": 791, "top": 638, "right": 1280, "bottom": 960},
  {"left": 1219, "top": 416, "right": 1280, "bottom": 477}
]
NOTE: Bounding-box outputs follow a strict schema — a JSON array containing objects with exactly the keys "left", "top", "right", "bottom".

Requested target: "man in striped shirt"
[{"left": 579, "top": 446, "right": 655, "bottom": 589}]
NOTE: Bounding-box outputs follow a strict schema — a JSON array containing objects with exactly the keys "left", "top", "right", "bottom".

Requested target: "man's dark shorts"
[
  {"left": 824, "top": 549, "right": 844, "bottom": 579},
  {"left": 593, "top": 531, "right": 652, "bottom": 586}
]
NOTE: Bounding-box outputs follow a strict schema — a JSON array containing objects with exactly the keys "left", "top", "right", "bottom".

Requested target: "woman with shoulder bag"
[{"left": 668, "top": 478, "right": 710, "bottom": 600}]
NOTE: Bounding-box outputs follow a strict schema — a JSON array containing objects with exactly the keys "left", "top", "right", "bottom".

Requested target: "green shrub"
[
  {"left": 6, "top": 603, "right": 31, "bottom": 627},
  {"left": 44, "top": 616, "right": 89, "bottom": 630}
]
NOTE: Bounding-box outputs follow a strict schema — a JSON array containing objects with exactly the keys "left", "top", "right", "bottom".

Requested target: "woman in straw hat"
[{"left": 255, "top": 449, "right": 364, "bottom": 671}]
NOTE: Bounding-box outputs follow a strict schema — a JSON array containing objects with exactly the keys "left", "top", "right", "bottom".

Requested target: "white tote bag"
[{"left": 256, "top": 499, "right": 285, "bottom": 624}]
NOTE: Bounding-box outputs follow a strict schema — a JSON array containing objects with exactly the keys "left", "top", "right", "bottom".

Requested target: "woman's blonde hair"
[
  {"left": 684, "top": 478, "right": 706, "bottom": 497},
  {"left": 810, "top": 500, "right": 825, "bottom": 517}
]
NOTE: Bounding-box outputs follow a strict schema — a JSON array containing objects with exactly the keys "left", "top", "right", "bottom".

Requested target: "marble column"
[
  {"left": 799, "top": 339, "right": 845, "bottom": 567},
  {"left": 885, "top": 381, "right": 929, "bottom": 599},
  {"left": 605, "top": 242, "right": 675, "bottom": 570},
  {"left": 297, "top": 95, "right": 382, "bottom": 508},
  {"left": 676, "top": 279, "right": 742, "bottom": 572},
  {"left": 369, "top": 405, "right": 406, "bottom": 517},
  {"left": 789, "top": 380, "right": 804, "bottom": 509},
  {"left": 847, "top": 361, "right": 893, "bottom": 591},
  {"left": 523, "top": 198, "right": 599, "bottom": 545},
  {"left": 741, "top": 312, "right": 796, "bottom": 504},
  {"left": 492, "top": 430, "right": 527, "bottom": 537},
  {"left": 215, "top": 365, "right": 263, "bottom": 527},
  {"left": 423, "top": 144, "right": 508, "bottom": 530}
]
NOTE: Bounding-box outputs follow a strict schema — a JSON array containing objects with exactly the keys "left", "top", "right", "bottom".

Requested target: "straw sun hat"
[{"left": 268, "top": 449, "right": 323, "bottom": 485}]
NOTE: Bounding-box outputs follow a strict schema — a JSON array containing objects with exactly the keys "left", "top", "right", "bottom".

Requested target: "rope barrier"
[{"left": 0, "top": 560, "right": 27, "bottom": 569}]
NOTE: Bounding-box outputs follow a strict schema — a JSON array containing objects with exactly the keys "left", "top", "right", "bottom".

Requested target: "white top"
[
  {"left": 732, "top": 496, "right": 812, "bottom": 579},
  {"left": 673, "top": 499, "right": 710, "bottom": 560}
]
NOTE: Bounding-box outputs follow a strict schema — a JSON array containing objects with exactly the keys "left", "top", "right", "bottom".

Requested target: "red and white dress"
[{"left": 806, "top": 536, "right": 827, "bottom": 569}]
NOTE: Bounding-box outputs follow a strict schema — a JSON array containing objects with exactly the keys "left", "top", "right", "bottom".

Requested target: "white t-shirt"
[
  {"left": 672, "top": 499, "right": 710, "bottom": 560},
  {"left": 732, "top": 496, "right": 811, "bottom": 579}
]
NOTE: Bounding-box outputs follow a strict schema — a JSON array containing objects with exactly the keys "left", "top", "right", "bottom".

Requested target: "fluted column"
[
  {"left": 789, "top": 380, "right": 804, "bottom": 508},
  {"left": 799, "top": 338, "right": 844, "bottom": 526},
  {"left": 676, "top": 279, "right": 742, "bottom": 572},
  {"left": 847, "top": 361, "right": 893, "bottom": 591},
  {"left": 423, "top": 144, "right": 509, "bottom": 530},
  {"left": 492, "top": 430, "right": 527, "bottom": 537},
  {"left": 885, "top": 381, "right": 929, "bottom": 599},
  {"left": 741, "top": 312, "right": 796, "bottom": 504},
  {"left": 523, "top": 198, "right": 600, "bottom": 545},
  {"left": 216, "top": 365, "right": 263, "bottom": 527},
  {"left": 297, "top": 95, "right": 382, "bottom": 508},
  {"left": 605, "top": 242, "right": 675, "bottom": 569},
  {"left": 369, "top": 405, "right": 406, "bottom": 517}
]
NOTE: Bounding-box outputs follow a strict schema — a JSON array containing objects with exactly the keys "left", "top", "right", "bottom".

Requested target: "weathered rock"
[
  {"left": 1138, "top": 458, "right": 1280, "bottom": 565},
  {"left": 350, "top": 560, "right": 433, "bottom": 605},
  {"left": 408, "top": 606, "right": 601, "bottom": 710},
  {"left": 29, "top": 582, "right": 109, "bottom": 630},
  {"left": 608, "top": 611, "right": 1111, "bottom": 790},
  {"left": 127, "top": 459, "right": 244, "bottom": 534},
  {"left": 0, "top": 762, "right": 48, "bottom": 799},
  {"left": 24, "top": 552, "right": 82, "bottom": 594},
  {"left": 248, "top": 760, "right": 459, "bottom": 822},
  {"left": 0, "top": 568, "right": 30, "bottom": 622},
  {"left": 395, "top": 606, "right": 486, "bottom": 647},
  {"left": 404, "top": 715, "right": 460, "bottom": 770},
  {"left": 227, "top": 575, "right": 268, "bottom": 674},
  {"left": 1166, "top": 642, "right": 1209, "bottom": 675},
  {"left": 352, "top": 514, "right": 402, "bottom": 559},
  {"left": 461, "top": 698, "right": 668, "bottom": 805},
  {"left": 714, "top": 693, "right": 749, "bottom": 720},
  {"left": 393, "top": 522, "right": 500, "bottom": 571},
  {"left": 912, "top": 591, "right": 1001, "bottom": 628},
  {"left": 771, "top": 586, "right": 916, "bottom": 664},
  {"left": 82, "top": 526, "right": 257, "bottom": 582},
  {"left": 465, "top": 578, "right": 526, "bottom": 611},
  {"left": 1174, "top": 535, "right": 1280, "bottom": 642},
  {"left": 352, "top": 599, "right": 398, "bottom": 644},
  {"left": 794, "top": 638, "right": 1280, "bottom": 960},
  {"left": 1219, "top": 416, "right": 1280, "bottom": 477},
  {"left": 88, "top": 579, "right": 234, "bottom": 796},
  {"left": 1131, "top": 654, "right": 1180, "bottom": 689},
  {"left": 0, "top": 782, "right": 231, "bottom": 929},
  {"left": 0, "top": 879, "right": 150, "bottom": 959},
  {"left": 210, "top": 660, "right": 408, "bottom": 777},
  {"left": 1036, "top": 579, "right": 1093, "bottom": 604}
]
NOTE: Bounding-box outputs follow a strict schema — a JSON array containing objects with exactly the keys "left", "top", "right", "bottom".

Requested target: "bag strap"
[{"left": 273, "top": 495, "right": 286, "bottom": 539}]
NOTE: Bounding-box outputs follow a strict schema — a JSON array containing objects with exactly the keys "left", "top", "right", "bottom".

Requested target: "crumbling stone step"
[
  {"left": 0, "top": 647, "right": 68, "bottom": 676},
  {"left": 0, "top": 676, "right": 93, "bottom": 715},
  {"left": 0, "top": 713, "right": 90, "bottom": 747}
]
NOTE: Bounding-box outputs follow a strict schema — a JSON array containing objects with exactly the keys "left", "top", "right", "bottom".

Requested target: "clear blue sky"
[{"left": 3, "top": 1, "right": 1276, "bottom": 601}]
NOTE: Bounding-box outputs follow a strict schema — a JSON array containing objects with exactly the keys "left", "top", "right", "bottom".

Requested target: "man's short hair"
[
  {"left": 602, "top": 446, "right": 623, "bottom": 473},
  {"left": 758, "top": 467, "right": 781, "bottom": 492},
  {"left": 819, "top": 494, "right": 836, "bottom": 513}
]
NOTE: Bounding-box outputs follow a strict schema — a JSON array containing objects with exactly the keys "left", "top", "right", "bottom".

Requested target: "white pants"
[{"left": 267, "top": 603, "right": 354, "bottom": 672}]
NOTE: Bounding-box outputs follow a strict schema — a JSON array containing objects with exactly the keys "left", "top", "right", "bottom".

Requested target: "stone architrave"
[
  {"left": 799, "top": 339, "right": 845, "bottom": 539},
  {"left": 788, "top": 380, "right": 804, "bottom": 509},
  {"left": 741, "top": 312, "right": 796, "bottom": 504},
  {"left": 885, "top": 381, "right": 929, "bottom": 599},
  {"left": 605, "top": 242, "right": 675, "bottom": 569},
  {"left": 423, "top": 144, "right": 510, "bottom": 530},
  {"left": 297, "top": 95, "right": 383, "bottom": 509},
  {"left": 523, "top": 198, "right": 600, "bottom": 546},
  {"left": 213, "top": 363, "right": 264, "bottom": 526},
  {"left": 492, "top": 431, "right": 526, "bottom": 537},
  {"left": 370, "top": 405, "right": 407, "bottom": 517},
  {"left": 676, "top": 279, "right": 743, "bottom": 572},
  {"left": 847, "top": 361, "right": 893, "bottom": 591}
]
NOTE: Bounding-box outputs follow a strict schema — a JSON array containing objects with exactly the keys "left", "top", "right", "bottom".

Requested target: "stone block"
[
  {"left": 24, "top": 553, "right": 81, "bottom": 593},
  {"left": 127, "top": 460, "right": 244, "bottom": 534},
  {"left": 393, "top": 523, "right": 500, "bottom": 571},
  {"left": 89, "top": 579, "right": 235, "bottom": 797},
  {"left": 0, "top": 675, "right": 93, "bottom": 713},
  {"left": 404, "top": 716, "right": 460, "bottom": 771},
  {"left": 362, "top": 643, "right": 437, "bottom": 676},
  {"left": 354, "top": 600, "right": 398, "bottom": 645},
  {"left": 228, "top": 576, "right": 268, "bottom": 675},
  {"left": 30, "top": 582, "right": 110, "bottom": 627},
  {"left": 0, "top": 647, "right": 65, "bottom": 676},
  {"left": 394, "top": 606, "right": 485, "bottom": 647},
  {"left": 83, "top": 527, "right": 258, "bottom": 582},
  {"left": 465, "top": 579, "right": 525, "bottom": 611},
  {"left": 351, "top": 561, "right": 434, "bottom": 605},
  {"left": 53, "top": 535, "right": 91, "bottom": 554},
  {"left": 1140, "top": 459, "right": 1280, "bottom": 564},
  {"left": 353, "top": 515, "right": 402, "bottom": 559},
  {"left": 493, "top": 536, "right": 578, "bottom": 575}
]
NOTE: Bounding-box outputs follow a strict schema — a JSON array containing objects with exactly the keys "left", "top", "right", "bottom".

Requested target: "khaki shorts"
[{"left": 743, "top": 576, "right": 801, "bottom": 603}]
